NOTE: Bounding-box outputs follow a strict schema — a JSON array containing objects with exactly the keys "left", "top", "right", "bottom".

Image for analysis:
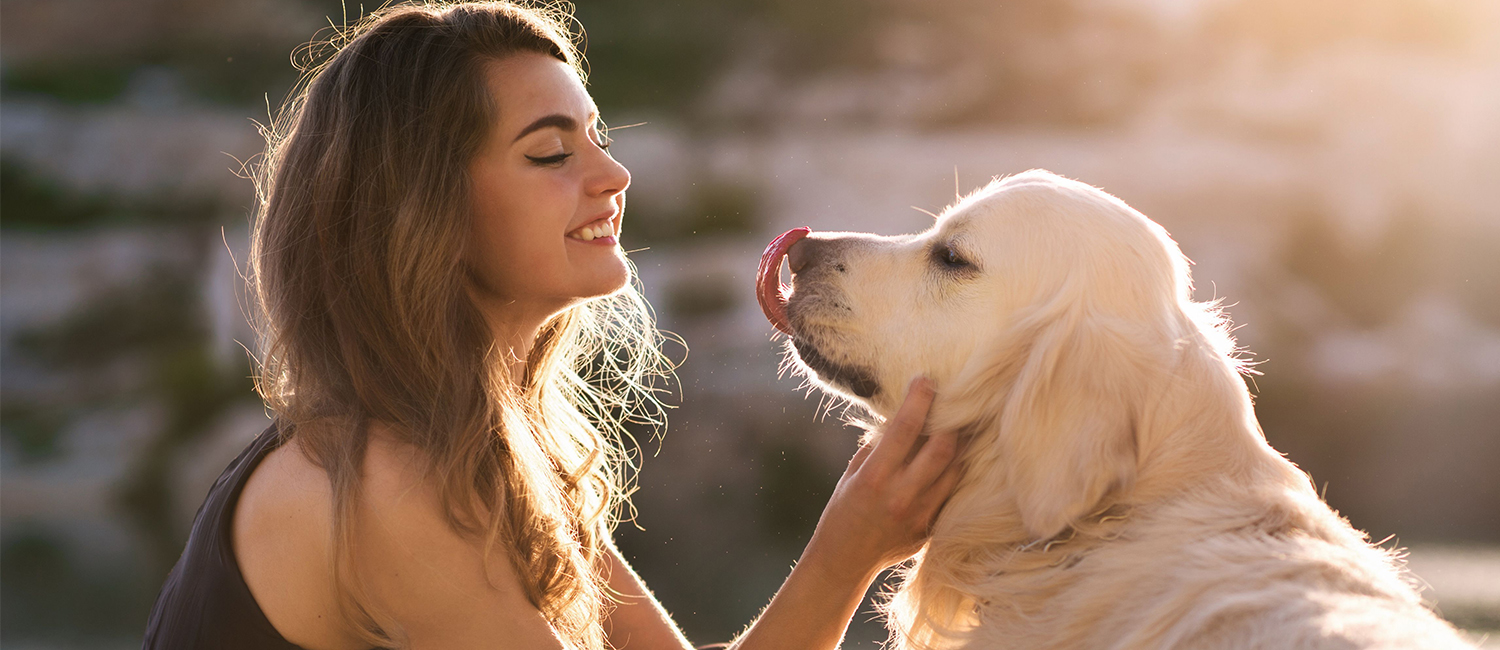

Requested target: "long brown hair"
[{"left": 248, "top": 3, "right": 668, "bottom": 647}]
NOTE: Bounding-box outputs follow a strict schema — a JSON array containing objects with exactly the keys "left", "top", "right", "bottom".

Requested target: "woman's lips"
[{"left": 756, "top": 227, "right": 810, "bottom": 336}]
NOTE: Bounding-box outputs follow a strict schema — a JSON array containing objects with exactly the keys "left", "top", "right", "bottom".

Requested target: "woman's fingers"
[
  {"left": 869, "top": 377, "right": 936, "bottom": 470},
  {"left": 915, "top": 459, "right": 964, "bottom": 522},
  {"left": 812, "top": 378, "right": 964, "bottom": 576},
  {"left": 898, "top": 431, "right": 958, "bottom": 492},
  {"left": 846, "top": 440, "right": 876, "bottom": 474}
]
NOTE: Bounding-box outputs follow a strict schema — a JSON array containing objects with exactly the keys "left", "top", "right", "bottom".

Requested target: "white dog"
[{"left": 755, "top": 170, "right": 1473, "bottom": 649}]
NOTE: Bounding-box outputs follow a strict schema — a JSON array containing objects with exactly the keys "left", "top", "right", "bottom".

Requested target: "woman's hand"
[
  {"left": 802, "top": 377, "right": 962, "bottom": 586},
  {"left": 725, "top": 378, "right": 960, "bottom": 650}
]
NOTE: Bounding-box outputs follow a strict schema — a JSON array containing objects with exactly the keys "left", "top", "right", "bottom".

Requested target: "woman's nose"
[{"left": 591, "top": 148, "right": 630, "bottom": 197}]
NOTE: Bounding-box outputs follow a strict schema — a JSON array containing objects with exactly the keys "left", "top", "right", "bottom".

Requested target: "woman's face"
[{"left": 466, "top": 52, "right": 631, "bottom": 329}]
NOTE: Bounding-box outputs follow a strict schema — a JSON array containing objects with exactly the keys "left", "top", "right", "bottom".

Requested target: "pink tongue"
[{"left": 757, "top": 227, "right": 810, "bottom": 336}]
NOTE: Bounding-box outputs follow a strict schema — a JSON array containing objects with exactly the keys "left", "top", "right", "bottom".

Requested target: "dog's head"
[{"left": 759, "top": 170, "right": 1222, "bottom": 539}]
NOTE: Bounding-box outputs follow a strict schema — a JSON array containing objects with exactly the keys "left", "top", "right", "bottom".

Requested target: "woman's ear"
[{"left": 997, "top": 309, "right": 1141, "bottom": 541}]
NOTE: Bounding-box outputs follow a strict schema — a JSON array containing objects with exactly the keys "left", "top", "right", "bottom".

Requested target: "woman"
[{"left": 142, "top": 3, "right": 960, "bottom": 649}]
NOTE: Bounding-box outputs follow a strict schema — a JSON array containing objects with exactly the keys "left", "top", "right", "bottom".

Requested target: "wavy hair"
[{"left": 247, "top": 3, "right": 670, "bottom": 648}]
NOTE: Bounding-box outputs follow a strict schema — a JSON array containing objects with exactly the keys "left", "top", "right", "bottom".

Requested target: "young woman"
[{"left": 142, "top": 3, "right": 961, "bottom": 649}]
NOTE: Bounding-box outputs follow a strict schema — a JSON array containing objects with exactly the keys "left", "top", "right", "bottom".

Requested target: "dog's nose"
[{"left": 788, "top": 237, "right": 817, "bottom": 274}]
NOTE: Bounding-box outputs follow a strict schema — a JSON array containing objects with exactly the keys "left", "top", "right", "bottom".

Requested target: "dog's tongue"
[{"left": 757, "top": 227, "right": 810, "bottom": 336}]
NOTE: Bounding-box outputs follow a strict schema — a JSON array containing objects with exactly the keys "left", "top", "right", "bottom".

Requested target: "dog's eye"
[{"left": 935, "top": 243, "right": 971, "bottom": 269}]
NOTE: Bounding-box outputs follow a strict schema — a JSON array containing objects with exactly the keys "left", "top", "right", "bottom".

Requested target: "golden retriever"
[{"left": 755, "top": 170, "right": 1473, "bottom": 649}]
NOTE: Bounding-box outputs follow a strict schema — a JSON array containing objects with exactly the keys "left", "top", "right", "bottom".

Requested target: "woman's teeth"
[{"left": 571, "top": 222, "right": 614, "bottom": 241}]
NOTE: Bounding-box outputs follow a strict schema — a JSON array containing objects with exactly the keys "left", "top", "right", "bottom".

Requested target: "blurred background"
[{"left": 3, "top": 0, "right": 1498, "bottom": 647}]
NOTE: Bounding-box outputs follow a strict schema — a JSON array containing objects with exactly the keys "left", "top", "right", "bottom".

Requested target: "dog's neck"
[
  {"left": 931, "top": 337, "right": 1313, "bottom": 544},
  {"left": 887, "top": 342, "right": 1332, "bottom": 645},
  {"left": 1130, "top": 347, "right": 1317, "bottom": 510}
]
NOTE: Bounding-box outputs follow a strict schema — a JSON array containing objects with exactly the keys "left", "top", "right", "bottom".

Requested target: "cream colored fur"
[{"left": 780, "top": 170, "right": 1472, "bottom": 649}]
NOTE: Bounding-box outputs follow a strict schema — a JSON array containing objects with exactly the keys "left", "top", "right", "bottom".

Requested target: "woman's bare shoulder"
[
  {"left": 234, "top": 428, "right": 362, "bottom": 650},
  {"left": 235, "top": 421, "right": 453, "bottom": 576},
  {"left": 240, "top": 421, "right": 565, "bottom": 649},
  {"left": 357, "top": 423, "right": 445, "bottom": 521},
  {"left": 358, "top": 424, "right": 571, "bottom": 648}
]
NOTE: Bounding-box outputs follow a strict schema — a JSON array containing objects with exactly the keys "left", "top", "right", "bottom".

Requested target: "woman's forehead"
[{"left": 481, "top": 53, "right": 596, "bottom": 135}]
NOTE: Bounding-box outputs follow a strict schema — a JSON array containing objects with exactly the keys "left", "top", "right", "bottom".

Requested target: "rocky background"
[{"left": 2, "top": 0, "right": 1499, "bottom": 647}]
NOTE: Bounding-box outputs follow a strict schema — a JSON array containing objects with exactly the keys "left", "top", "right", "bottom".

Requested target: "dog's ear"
[{"left": 997, "top": 308, "right": 1141, "bottom": 541}]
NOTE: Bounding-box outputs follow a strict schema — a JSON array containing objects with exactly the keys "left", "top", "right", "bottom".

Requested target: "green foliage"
[
  {"left": 0, "top": 403, "right": 68, "bottom": 463},
  {"left": 749, "top": 0, "right": 882, "bottom": 69},
  {"left": 688, "top": 183, "right": 759, "bottom": 237},
  {"left": 572, "top": 0, "right": 733, "bottom": 112},
  {"left": 0, "top": 0, "right": 1123, "bottom": 125},
  {"left": 0, "top": 1, "right": 353, "bottom": 110},
  {"left": 1, "top": 62, "right": 137, "bottom": 104},
  {"left": 0, "top": 530, "right": 157, "bottom": 643},
  {"left": 116, "top": 343, "right": 259, "bottom": 572},
  {"left": 2, "top": 267, "right": 208, "bottom": 466},
  {"left": 12, "top": 269, "right": 203, "bottom": 366},
  {"left": 666, "top": 276, "right": 737, "bottom": 318},
  {"left": 628, "top": 182, "right": 760, "bottom": 246},
  {"left": 0, "top": 159, "right": 227, "bottom": 231},
  {"left": 0, "top": 160, "right": 114, "bottom": 229},
  {"left": 7, "top": 265, "right": 260, "bottom": 569},
  {"left": 0, "top": 44, "right": 299, "bottom": 109},
  {"left": 573, "top": 0, "right": 879, "bottom": 112},
  {"left": 756, "top": 443, "right": 832, "bottom": 546}
]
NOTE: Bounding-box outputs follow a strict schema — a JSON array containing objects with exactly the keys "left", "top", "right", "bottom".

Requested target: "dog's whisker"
[{"left": 824, "top": 395, "right": 842, "bottom": 423}]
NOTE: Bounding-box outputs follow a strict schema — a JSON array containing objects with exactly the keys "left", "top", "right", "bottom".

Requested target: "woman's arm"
[
  {"left": 600, "top": 539, "right": 694, "bottom": 650},
  {"left": 727, "top": 378, "right": 957, "bottom": 650},
  {"left": 600, "top": 379, "right": 953, "bottom": 650},
  {"left": 345, "top": 379, "right": 950, "bottom": 650}
]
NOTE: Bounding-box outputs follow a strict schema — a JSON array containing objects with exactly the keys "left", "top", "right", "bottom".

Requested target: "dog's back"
[{"left": 892, "top": 482, "right": 1472, "bottom": 650}]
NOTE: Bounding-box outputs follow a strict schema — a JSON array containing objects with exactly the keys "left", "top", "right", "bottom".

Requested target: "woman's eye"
[{"left": 525, "top": 152, "right": 573, "bottom": 166}]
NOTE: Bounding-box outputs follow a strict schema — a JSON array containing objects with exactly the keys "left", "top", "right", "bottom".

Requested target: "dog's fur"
[{"left": 781, "top": 170, "right": 1472, "bottom": 649}]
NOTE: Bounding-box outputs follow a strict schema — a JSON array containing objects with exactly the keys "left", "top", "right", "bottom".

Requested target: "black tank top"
[{"left": 142, "top": 422, "right": 319, "bottom": 650}]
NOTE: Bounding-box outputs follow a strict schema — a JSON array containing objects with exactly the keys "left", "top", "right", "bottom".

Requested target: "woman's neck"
[
  {"left": 490, "top": 316, "right": 541, "bottom": 385},
  {"left": 473, "top": 297, "right": 560, "bottom": 385},
  {"left": 463, "top": 281, "right": 581, "bottom": 384}
]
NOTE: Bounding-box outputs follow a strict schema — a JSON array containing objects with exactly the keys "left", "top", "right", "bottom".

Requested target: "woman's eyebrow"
[{"left": 511, "top": 111, "right": 600, "bottom": 143}]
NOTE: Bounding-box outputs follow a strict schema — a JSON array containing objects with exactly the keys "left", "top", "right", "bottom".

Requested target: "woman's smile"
[{"left": 567, "top": 213, "right": 619, "bottom": 243}]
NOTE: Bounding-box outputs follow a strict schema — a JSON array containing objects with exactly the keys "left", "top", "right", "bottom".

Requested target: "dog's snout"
[
  {"left": 788, "top": 238, "right": 818, "bottom": 274},
  {"left": 789, "top": 235, "right": 855, "bottom": 277}
]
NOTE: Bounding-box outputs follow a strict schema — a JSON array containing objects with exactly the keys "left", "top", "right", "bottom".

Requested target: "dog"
[{"left": 755, "top": 170, "right": 1473, "bottom": 649}]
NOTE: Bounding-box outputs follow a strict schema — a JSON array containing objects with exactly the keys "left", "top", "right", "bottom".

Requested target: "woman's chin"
[{"left": 580, "top": 255, "right": 631, "bottom": 299}]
